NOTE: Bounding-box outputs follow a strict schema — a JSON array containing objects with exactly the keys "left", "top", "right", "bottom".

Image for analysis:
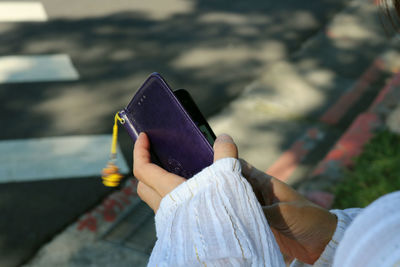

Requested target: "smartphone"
[
  {"left": 174, "top": 89, "right": 216, "bottom": 146},
  {"left": 118, "top": 73, "right": 215, "bottom": 178}
]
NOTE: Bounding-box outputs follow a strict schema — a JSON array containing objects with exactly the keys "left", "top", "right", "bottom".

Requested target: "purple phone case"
[{"left": 119, "top": 73, "right": 214, "bottom": 178}]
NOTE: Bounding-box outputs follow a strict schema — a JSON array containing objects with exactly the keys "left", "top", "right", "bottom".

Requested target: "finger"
[
  {"left": 133, "top": 132, "right": 152, "bottom": 168},
  {"left": 239, "top": 158, "right": 275, "bottom": 205},
  {"left": 269, "top": 178, "right": 305, "bottom": 203},
  {"left": 240, "top": 158, "right": 303, "bottom": 203},
  {"left": 263, "top": 202, "right": 302, "bottom": 236},
  {"left": 263, "top": 203, "right": 286, "bottom": 230},
  {"left": 137, "top": 181, "right": 162, "bottom": 213},
  {"left": 240, "top": 158, "right": 272, "bottom": 183},
  {"left": 133, "top": 132, "right": 185, "bottom": 197},
  {"left": 213, "top": 134, "right": 238, "bottom": 162},
  {"left": 239, "top": 158, "right": 253, "bottom": 178}
]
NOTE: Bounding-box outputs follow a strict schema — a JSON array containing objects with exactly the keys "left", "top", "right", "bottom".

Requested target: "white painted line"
[
  {"left": 0, "top": 135, "right": 130, "bottom": 183},
  {"left": 0, "top": 54, "right": 79, "bottom": 83},
  {"left": 0, "top": 2, "right": 47, "bottom": 22}
]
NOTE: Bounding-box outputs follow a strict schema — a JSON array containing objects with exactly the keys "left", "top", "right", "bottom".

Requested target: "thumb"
[{"left": 213, "top": 134, "right": 238, "bottom": 162}]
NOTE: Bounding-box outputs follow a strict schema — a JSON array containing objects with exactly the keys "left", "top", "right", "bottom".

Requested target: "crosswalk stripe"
[
  {"left": 0, "top": 135, "right": 130, "bottom": 183},
  {"left": 0, "top": 54, "right": 79, "bottom": 83},
  {"left": 0, "top": 2, "right": 47, "bottom": 22}
]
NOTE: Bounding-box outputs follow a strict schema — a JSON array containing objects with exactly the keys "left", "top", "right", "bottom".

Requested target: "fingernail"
[
  {"left": 216, "top": 134, "right": 234, "bottom": 143},
  {"left": 137, "top": 132, "right": 145, "bottom": 141}
]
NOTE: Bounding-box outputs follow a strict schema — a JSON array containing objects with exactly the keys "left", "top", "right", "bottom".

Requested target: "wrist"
[{"left": 310, "top": 209, "right": 354, "bottom": 265}]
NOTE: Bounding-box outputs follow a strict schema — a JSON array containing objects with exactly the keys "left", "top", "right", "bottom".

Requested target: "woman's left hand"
[{"left": 133, "top": 132, "right": 238, "bottom": 212}]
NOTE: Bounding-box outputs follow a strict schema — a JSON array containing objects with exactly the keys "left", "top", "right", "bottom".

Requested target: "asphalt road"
[{"left": 0, "top": 0, "right": 348, "bottom": 266}]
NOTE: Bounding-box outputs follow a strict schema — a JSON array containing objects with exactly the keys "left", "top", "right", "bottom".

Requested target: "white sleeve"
[
  {"left": 290, "top": 208, "right": 363, "bottom": 267},
  {"left": 148, "top": 158, "right": 285, "bottom": 267}
]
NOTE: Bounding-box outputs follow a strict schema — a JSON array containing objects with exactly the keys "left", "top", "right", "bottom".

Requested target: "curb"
[
  {"left": 265, "top": 56, "right": 386, "bottom": 183},
  {"left": 24, "top": 179, "right": 153, "bottom": 266},
  {"left": 312, "top": 112, "right": 380, "bottom": 177},
  {"left": 266, "top": 127, "right": 325, "bottom": 182},
  {"left": 76, "top": 178, "right": 139, "bottom": 234},
  {"left": 320, "top": 59, "right": 384, "bottom": 125},
  {"left": 305, "top": 70, "right": 400, "bottom": 209}
]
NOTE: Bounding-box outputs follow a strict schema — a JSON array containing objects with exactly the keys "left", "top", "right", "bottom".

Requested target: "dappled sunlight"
[
  {"left": 42, "top": 0, "right": 195, "bottom": 20},
  {"left": 0, "top": 0, "right": 348, "bottom": 140},
  {"left": 199, "top": 12, "right": 250, "bottom": 25},
  {"left": 31, "top": 87, "right": 106, "bottom": 133},
  {"left": 198, "top": 12, "right": 271, "bottom": 25},
  {"left": 0, "top": 0, "right": 363, "bottom": 192},
  {"left": 172, "top": 41, "right": 287, "bottom": 69},
  {"left": 28, "top": 70, "right": 150, "bottom": 136},
  {"left": 0, "top": 0, "right": 388, "bottom": 180},
  {"left": 288, "top": 11, "right": 319, "bottom": 30},
  {"left": 210, "top": 110, "right": 309, "bottom": 170},
  {"left": 329, "top": 1, "right": 382, "bottom": 41},
  {"left": 244, "top": 60, "right": 334, "bottom": 116},
  {"left": 172, "top": 46, "right": 260, "bottom": 68},
  {"left": 0, "top": 0, "right": 365, "bottom": 172},
  {"left": 24, "top": 38, "right": 76, "bottom": 54},
  {"left": 304, "top": 68, "right": 337, "bottom": 88}
]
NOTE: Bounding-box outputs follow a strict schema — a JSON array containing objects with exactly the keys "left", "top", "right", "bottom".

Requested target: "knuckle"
[
  {"left": 133, "top": 166, "right": 141, "bottom": 179},
  {"left": 217, "top": 142, "right": 237, "bottom": 154},
  {"left": 136, "top": 183, "right": 144, "bottom": 198}
]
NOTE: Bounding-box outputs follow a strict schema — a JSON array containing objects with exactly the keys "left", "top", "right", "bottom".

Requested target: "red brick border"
[
  {"left": 265, "top": 58, "right": 385, "bottom": 182},
  {"left": 312, "top": 112, "right": 380, "bottom": 177},
  {"left": 266, "top": 127, "right": 324, "bottom": 182},
  {"left": 320, "top": 59, "right": 384, "bottom": 125},
  {"left": 77, "top": 179, "right": 138, "bottom": 232},
  {"left": 306, "top": 71, "right": 400, "bottom": 208}
]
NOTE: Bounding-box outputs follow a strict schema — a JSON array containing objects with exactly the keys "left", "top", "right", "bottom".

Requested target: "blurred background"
[{"left": 1, "top": 0, "right": 400, "bottom": 266}]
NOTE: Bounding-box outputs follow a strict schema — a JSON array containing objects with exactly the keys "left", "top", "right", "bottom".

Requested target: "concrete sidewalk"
[
  {"left": 210, "top": 0, "right": 396, "bottom": 182},
  {"left": 24, "top": 180, "right": 152, "bottom": 266}
]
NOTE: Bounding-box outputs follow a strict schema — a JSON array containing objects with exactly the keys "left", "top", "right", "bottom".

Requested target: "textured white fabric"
[
  {"left": 290, "top": 208, "right": 362, "bottom": 267},
  {"left": 292, "top": 192, "right": 400, "bottom": 267},
  {"left": 147, "top": 155, "right": 400, "bottom": 267},
  {"left": 333, "top": 191, "right": 400, "bottom": 267},
  {"left": 148, "top": 157, "right": 285, "bottom": 267}
]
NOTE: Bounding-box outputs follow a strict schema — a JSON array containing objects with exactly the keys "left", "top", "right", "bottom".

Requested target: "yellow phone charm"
[{"left": 102, "top": 113, "right": 125, "bottom": 187}]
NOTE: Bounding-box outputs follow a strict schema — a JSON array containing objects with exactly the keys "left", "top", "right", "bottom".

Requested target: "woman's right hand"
[{"left": 240, "top": 159, "right": 337, "bottom": 264}]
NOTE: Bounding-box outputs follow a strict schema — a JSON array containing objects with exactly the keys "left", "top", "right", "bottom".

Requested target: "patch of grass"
[{"left": 333, "top": 130, "right": 400, "bottom": 209}]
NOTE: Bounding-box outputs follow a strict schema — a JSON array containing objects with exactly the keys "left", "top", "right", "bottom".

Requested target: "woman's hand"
[
  {"left": 241, "top": 159, "right": 337, "bottom": 264},
  {"left": 134, "top": 132, "right": 336, "bottom": 264},
  {"left": 133, "top": 133, "right": 238, "bottom": 212}
]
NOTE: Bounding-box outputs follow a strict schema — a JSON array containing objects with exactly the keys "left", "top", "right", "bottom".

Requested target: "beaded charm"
[{"left": 102, "top": 113, "right": 125, "bottom": 187}]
